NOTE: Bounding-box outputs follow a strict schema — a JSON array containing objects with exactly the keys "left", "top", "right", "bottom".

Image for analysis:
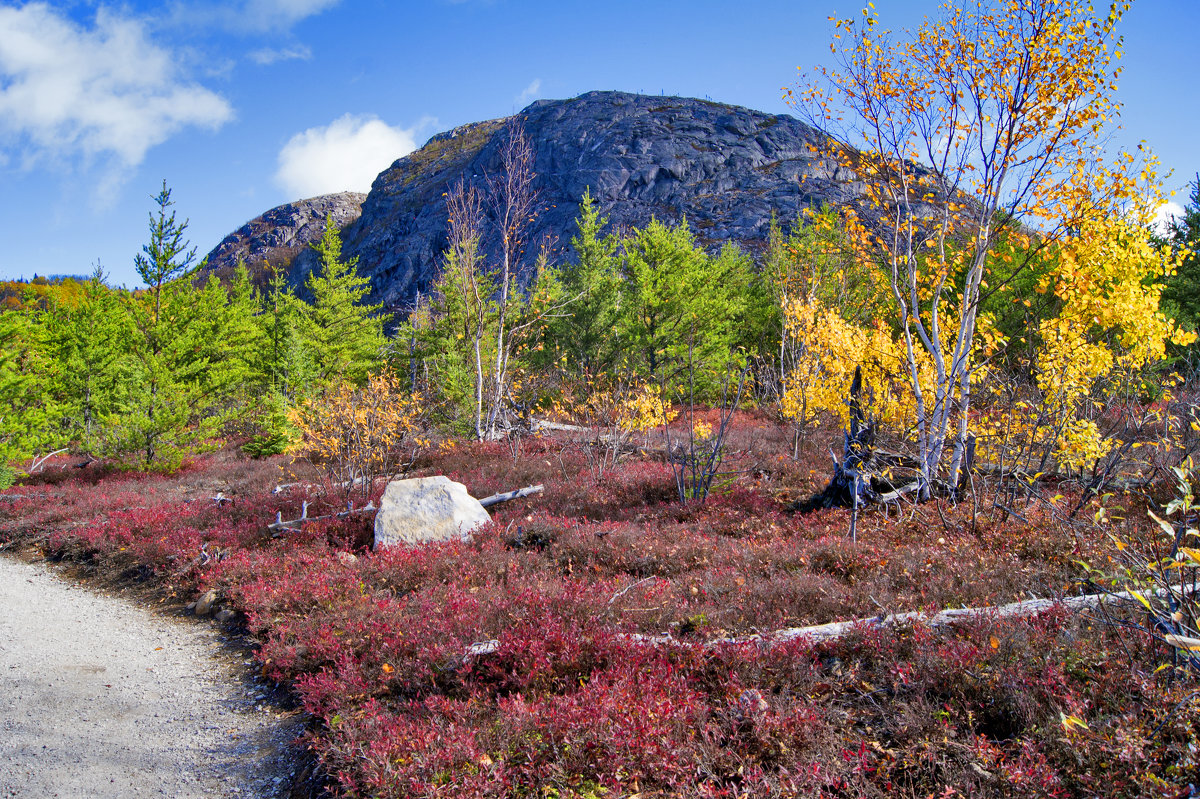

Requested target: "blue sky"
[{"left": 0, "top": 0, "right": 1195, "bottom": 288}]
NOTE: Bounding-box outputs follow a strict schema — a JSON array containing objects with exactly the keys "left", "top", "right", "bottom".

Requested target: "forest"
[{"left": 3, "top": 0, "right": 1200, "bottom": 796}]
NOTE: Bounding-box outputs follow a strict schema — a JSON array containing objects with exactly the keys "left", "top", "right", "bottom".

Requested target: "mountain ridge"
[{"left": 203, "top": 91, "right": 866, "bottom": 310}]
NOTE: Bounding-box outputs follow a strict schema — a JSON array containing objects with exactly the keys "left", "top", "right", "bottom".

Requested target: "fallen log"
[
  {"left": 707, "top": 587, "right": 1177, "bottom": 647},
  {"left": 268, "top": 482, "right": 543, "bottom": 533},
  {"left": 531, "top": 419, "right": 589, "bottom": 434},
  {"left": 478, "top": 484, "right": 544, "bottom": 508},
  {"left": 464, "top": 586, "right": 1194, "bottom": 660}
]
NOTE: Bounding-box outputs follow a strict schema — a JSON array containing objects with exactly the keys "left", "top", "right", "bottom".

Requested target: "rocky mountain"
[
  {"left": 202, "top": 191, "right": 366, "bottom": 280},
  {"left": 205, "top": 91, "right": 865, "bottom": 311}
]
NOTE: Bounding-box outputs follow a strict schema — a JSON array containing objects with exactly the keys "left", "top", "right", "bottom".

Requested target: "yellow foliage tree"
[
  {"left": 977, "top": 215, "right": 1195, "bottom": 476},
  {"left": 790, "top": 0, "right": 1162, "bottom": 497},
  {"left": 780, "top": 297, "right": 895, "bottom": 431}
]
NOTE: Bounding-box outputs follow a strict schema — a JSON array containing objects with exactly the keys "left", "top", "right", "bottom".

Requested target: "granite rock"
[
  {"left": 202, "top": 191, "right": 367, "bottom": 282},
  {"left": 373, "top": 476, "right": 491, "bottom": 549}
]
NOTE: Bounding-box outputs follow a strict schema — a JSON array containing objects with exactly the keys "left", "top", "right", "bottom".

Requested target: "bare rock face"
[
  {"left": 343, "top": 91, "right": 860, "bottom": 313},
  {"left": 373, "top": 476, "right": 491, "bottom": 549},
  {"left": 201, "top": 191, "right": 367, "bottom": 282},
  {"left": 203, "top": 92, "right": 870, "bottom": 315}
]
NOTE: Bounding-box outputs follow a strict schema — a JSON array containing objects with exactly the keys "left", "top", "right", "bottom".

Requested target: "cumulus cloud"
[
  {"left": 1154, "top": 200, "right": 1185, "bottom": 236},
  {"left": 275, "top": 114, "right": 430, "bottom": 198},
  {"left": 0, "top": 4, "right": 232, "bottom": 176},
  {"left": 516, "top": 78, "right": 542, "bottom": 107},
  {"left": 249, "top": 43, "right": 311, "bottom": 64}
]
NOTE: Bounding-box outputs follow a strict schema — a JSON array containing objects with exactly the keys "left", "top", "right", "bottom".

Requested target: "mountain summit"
[{"left": 205, "top": 91, "right": 862, "bottom": 311}]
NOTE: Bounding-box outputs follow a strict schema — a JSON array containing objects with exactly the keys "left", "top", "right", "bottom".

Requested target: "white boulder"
[{"left": 373, "top": 476, "right": 491, "bottom": 549}]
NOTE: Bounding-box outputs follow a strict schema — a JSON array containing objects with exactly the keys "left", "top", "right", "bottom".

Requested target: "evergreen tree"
[
  {"left": 238, "top": 261, "right": 313, "bottom": 456},
  {"left": 617, "top": 218, "right": 751, "bottom": 394},
  {"left": 547, "top": 190, "right": 622, "bottom": 376},
  {"left": 113, "top": 183, "right": 247, "bottom": 468},
  {"left": 301, "top": 217, "right": 386, "bottom": 389},
  {"left": 1164, "top": 175, "right": 1200, "bottom": 341},
  {"left": 43, "top": 264, "right": 131, "bottom": 454},
  {"left": 136, "top": 180, "right": 198, "bottom": 326},
  {"left": 187, "top": 271, "right": 259, "bottom": 415},
  {"left": 0, "top": 307, "right": 58, "bottom": 486},
  {"left": 256, "top": 263, "right": 316, "bottom": 400}
]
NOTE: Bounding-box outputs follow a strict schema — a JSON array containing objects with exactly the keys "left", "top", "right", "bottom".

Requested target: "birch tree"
[
  {"left": 484, "top": 118, "right": 538, "bottom": 439},
  {"left": 791, "top": 0, "right": 1149, "bottom": 497}
]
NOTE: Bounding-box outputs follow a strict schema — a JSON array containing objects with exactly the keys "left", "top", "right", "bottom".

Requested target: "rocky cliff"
[
  {"left": 205, "top": 91, "right": 865, "bottom": 311},
  {"left": 203, "top": 191, "right": 366, "bottom": 280}
]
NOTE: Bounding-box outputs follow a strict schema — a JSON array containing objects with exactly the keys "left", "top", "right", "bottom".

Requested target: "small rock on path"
[{"left": 0, "top": 555, "right": 303, "bottom": 798}]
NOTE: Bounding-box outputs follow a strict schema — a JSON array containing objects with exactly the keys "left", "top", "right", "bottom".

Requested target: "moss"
[{"left": 393, "top": 119, "right": 505, "bottom": 187}]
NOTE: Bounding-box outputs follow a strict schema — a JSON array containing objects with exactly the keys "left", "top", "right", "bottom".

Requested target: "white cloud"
[
  {"left": 249, "top": 44, "right": 312, "bottom": 65},
  {"left": 164, "top": 0, "right": 340, "bottom": 35},
  {"left": 242, "top": 0, "right": 341, "bottom": 29},
  {"left": 0, "top": 4, "right": 232, "bottom": 177},
  {"left": 1154, "top": 200, "right": 1185, "bottom": 236},
  {"left": 516, "top": 78, "right": 542, "bottom": 107},
  {"left": 275, "top": 114, "right": 430, "bottom": 198}
]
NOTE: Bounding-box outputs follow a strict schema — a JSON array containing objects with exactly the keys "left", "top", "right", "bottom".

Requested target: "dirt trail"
[{"left": 0, "top": 555, "right": 304, "bottom": 798}]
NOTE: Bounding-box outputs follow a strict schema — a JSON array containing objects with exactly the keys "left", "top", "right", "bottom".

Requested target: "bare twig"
[{"left": 607, "top": 576, "right": 662, "bottom": 606}]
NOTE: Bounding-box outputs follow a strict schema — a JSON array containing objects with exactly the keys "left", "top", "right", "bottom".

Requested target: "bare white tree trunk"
[{"left": 485, "top": 119, "right": 537, "bottom": 439}]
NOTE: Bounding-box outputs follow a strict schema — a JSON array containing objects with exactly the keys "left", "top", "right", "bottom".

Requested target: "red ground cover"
[{"left": 1, "top": 420, "right": 1196, "bottom": 798}]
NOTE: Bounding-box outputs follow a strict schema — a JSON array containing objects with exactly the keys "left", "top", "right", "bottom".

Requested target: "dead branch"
[
  {"left": 27, "top": 449, "right": 67, "bottom": 474},
  {"left": 268, "top": 500, "right": 377, "bottom": 535},
  {"left": 607, "top": 576, "right": 663, "bottom": 606},
  {"left": 640, "top": 586, "right": 1200, "bottom": 649},
  {"left": 477, "top": 484, "right": 544, "bottom": 508}
]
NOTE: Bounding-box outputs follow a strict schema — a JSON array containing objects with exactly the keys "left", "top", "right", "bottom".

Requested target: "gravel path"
[{"left": 0, "top": 555, "right": 305, "bottom": 798}]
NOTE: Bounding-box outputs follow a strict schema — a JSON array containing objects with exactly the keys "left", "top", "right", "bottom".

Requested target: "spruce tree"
[
  {"left": 0, "top": 307, "right": 58, "bottom": 486},
  {"left": 301, "top": 217, "right": 385, "bottom": 389},
  {"left": 617, "top": 219, "right": 750, "bottom": 394},
  {"left": 136, "top": 180, "right": 198, "bottom": 326},
  {"left": 551, "top": 190, "right": 621, "bottom": 376},
  {"left": 114, "top": 182, "right": 248, "bottom": 468},
  {"left": 44, "top": 265, "right": 131, "bottom": 454}
]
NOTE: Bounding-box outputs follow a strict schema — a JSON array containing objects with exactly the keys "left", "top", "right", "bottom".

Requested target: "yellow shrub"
[{"left": 289, "top": 371, "right": 426, "bottom": 501}]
